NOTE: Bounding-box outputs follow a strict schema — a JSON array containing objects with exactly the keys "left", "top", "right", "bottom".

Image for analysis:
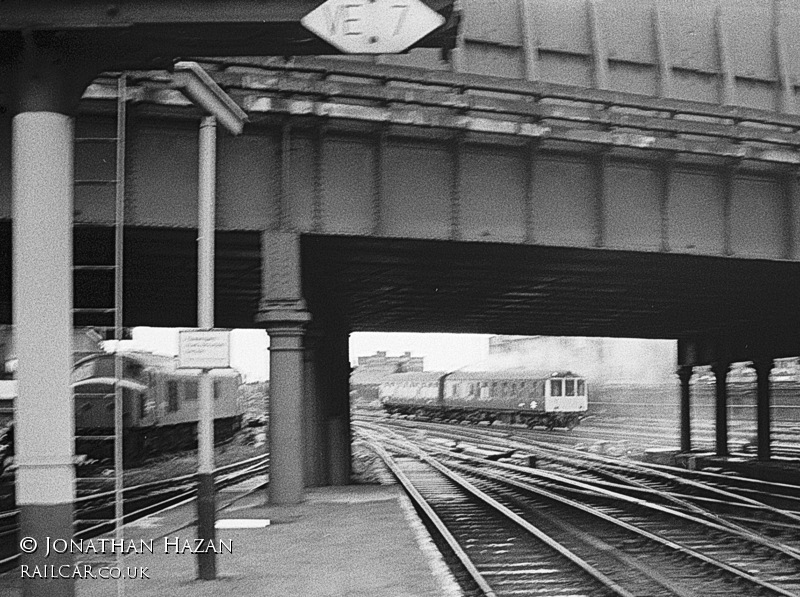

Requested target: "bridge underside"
[
  {"left": 302, "top": 235, "right": 800, "bottom": 355},
  {"left": 3, "top": 223, "right": 799, "bottom": 362}
]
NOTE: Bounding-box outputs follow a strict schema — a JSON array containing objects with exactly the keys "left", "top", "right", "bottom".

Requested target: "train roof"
[
  {"left": 350, "top": 369, "right": 399, "bottom": 386},
  {"left": 377, "top": 369, "right": 583, "bottom": 384},
  {"left": 379, "top": 372, "right": 446, "bottom": 384},
  {"left": 450, "top": 354, "right": 582, "bottom": 380},
  {"left": 447, "top": 369, "right": 581, "bottom": 381},
  {"left": 74, "top": 350, "right": 171, "bottom": 369},
  {"left": 73, "top": 350, "right": 241, "bottom": 378}
]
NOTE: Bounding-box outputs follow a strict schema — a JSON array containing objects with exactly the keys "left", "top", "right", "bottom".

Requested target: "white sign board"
[
  {"left": 302, "top": 0, "right": 445, "bottom": 54},
  {"left": 178, "top": 330, "right": 231, "bottom": 369}
]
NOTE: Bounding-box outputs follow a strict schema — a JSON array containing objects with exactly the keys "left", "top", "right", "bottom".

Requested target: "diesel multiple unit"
[{"left": 380, "top": 369, "right": 587, "bottom": 429}]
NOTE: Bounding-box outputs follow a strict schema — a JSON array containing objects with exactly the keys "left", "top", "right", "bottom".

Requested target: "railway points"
[{"left": 359, "top": 418, "right": 800, "bottom": 596}]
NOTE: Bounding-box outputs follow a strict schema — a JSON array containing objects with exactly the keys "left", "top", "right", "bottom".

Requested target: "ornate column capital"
[
  {"left": 257, "top": 299, "right": 311, "bottom": 335},
  {"left": 676, "top": 365, "right": 693, "bottom": 384},
  {"left": 258, "top": 231, "right": 310, "bottom": 336},
  {"left": 751, "top": 357, "right": 774, "bottom": 376},
  {"left": 710, "top": 360, "right": 731, "bottom": 378}
]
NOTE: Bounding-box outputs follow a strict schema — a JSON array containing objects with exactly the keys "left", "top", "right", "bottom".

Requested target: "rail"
[
  {"left": 364, "top": 423, "right": 800, "bottom": 596},
  {"left": 0, "top": 455, "right": 267, "bottom": 572},
  {"left": 361, "top": 428, "right": 634, "bottom": 597}
]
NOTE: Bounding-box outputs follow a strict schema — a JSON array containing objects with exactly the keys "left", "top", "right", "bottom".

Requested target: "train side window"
[
  {"left": 184, "top": 380, "right": 198, "bottom": 401},
  {"left": 550, "top": 379, "right": 562, "bottom": 396},
  {"left": 167, "top": 381, "right": 179, "bottom": 413},
  {"left": 125, "top": 361, "right": 143, "bottom": 379},
  {"left": 565, "top": 379, "right": 575, "bottom": 396},
  {"left": 577, "top": 380, "right": 585, "bottom": 395}
]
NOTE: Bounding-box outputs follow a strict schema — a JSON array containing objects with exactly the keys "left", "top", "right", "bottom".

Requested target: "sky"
[{"left": 123, "top": 327, "right": 492, "bottom": 382}]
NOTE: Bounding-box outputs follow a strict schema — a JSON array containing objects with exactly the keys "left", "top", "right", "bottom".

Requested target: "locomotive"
[
  {"left": 73, "top": 350, "right": 243, "bottom": 460},
  {"left": 380, "top": 368, "right": 587, "bottom": 430}
]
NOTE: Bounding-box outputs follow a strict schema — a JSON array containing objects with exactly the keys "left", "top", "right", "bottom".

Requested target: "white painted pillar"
[{"left": 13, "top": 112, "right": 75, "bottom": 597}]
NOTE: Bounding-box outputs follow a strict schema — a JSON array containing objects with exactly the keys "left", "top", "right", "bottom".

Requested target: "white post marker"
[
  {"left": 301, "top": 0, "right": 445, "bottom": 54},
  {"left": 178, "top": 330, "right": 232, "bottom": 371},
  {"left": 177, "top": 328, "right": 230, "bottom": 581},
  {"left": 171, "top": 60, "right": 246, "bottom": 581},
  {"left": 196, "top": 113, "right": 218, "bottom": 581}
]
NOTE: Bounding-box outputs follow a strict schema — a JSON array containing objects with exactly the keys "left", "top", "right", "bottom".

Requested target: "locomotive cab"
[
  {"left": 71, "top": 351, "right": 243, "bottom": 462},
  {"left": 544, "top": 372, "right": 588, "bottom": 413}
]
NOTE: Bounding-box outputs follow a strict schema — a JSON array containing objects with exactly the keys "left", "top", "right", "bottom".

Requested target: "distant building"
[
  {"left": 351, "top": 351, "right": 425, "bottom": 404},
  {"left": 356, "top": 351, "right": 424, "bottom": 373}
]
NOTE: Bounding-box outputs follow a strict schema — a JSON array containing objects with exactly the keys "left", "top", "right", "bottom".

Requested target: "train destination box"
[
  {"left": 301, "top": 0, "right": 445, "bottom": 54},
  {"left": 178, "top": 330, "right": 231, "bottom": 370}
]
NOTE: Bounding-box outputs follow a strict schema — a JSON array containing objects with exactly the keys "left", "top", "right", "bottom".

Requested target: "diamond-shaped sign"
[{"left": 302, "top": 0, "right": 445, "bottom": 54}]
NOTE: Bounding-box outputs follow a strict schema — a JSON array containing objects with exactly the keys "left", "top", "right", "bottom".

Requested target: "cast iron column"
[
  {"left": 258, "top": 232, "right": 310, "bottom": 504},
  {"left": 753, "top": 357, "right": 773, "bottom": 461},
  {"left": 711, "top": 361, "right": 730, "bottom": 458},
  {"left": 677, "top": 365, "right": 693, "bottom": 453},
  {"left": 264, "top": 312, "right": 310, "bottom": 502},
  {"left": 326, "top": 331, "right": 352, "bottom": 486},
  {"left": 303, "top": 326, "right": 326, "bottom": 487}
]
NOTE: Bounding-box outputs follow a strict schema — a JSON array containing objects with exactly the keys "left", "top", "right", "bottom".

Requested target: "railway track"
[
  {"left": 366, "top": 416, "right": 800, "bottom": 544},
  {"left": 359, "top": 406, "right": 800, "bottom": 458},
  {"left": 582, "top": 416, "right": 800, "bottom": 458},
  {"left": 0, "top": 454, "right": 267, "bottom": 573},
  {"left": 366, "top": 433, "right": 633, "bottom": 597},
  {"left": 360, "top": 420, "right": 800, "bottom": 596}
]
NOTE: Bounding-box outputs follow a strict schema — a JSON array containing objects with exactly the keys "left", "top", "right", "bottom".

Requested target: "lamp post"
[{"left": 171, "top": 61, "right": 247, "bottom": 579}]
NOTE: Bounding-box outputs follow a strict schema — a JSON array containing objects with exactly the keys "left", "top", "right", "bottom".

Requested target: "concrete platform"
[
  {"left": 678, "top": 453, "right": 800, "bottom": 485},
  {"left": 0, "top": 484, "right": 462, "bottom": 597}
]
